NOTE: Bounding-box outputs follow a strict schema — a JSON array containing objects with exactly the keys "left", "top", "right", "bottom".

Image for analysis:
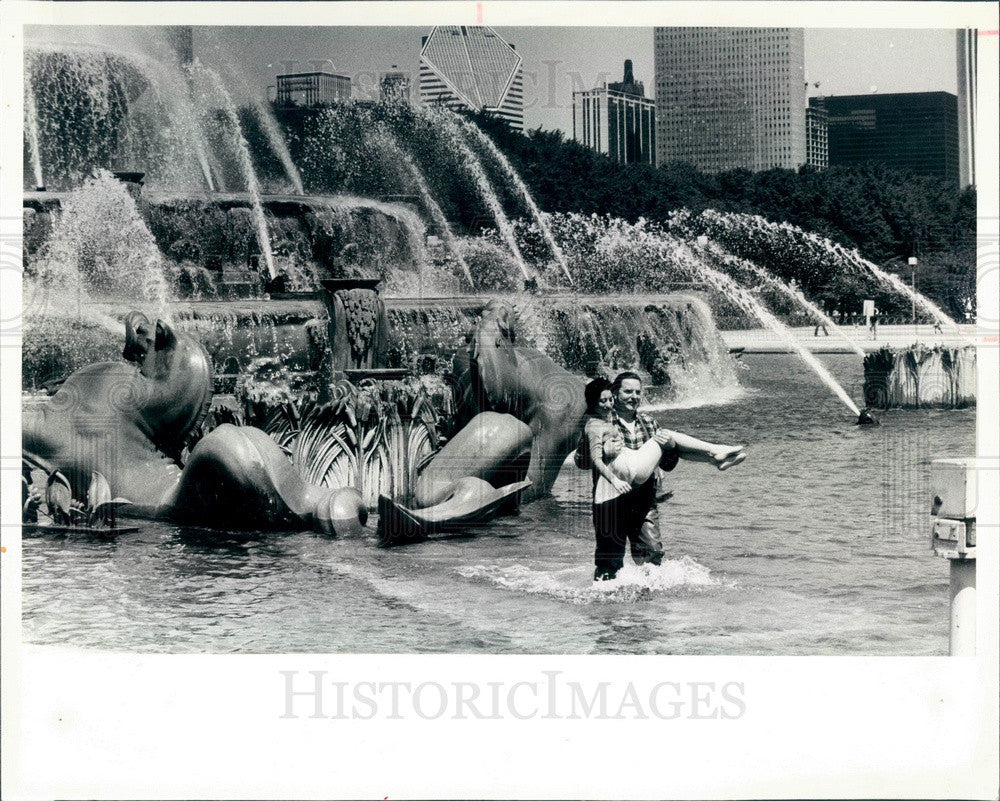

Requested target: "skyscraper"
[
  {"left": 275, "top": 71, "right": 351, "bottom": 107},
  {"left": 805, "top": 100, "right": 828, "bottom": 170},
  {"left": 419, "top": 26, "right": 524, "bottom": 130},
  {"left": 956, "top": 28, "right": 977, "bottom": 187},
  {"left": 380, "top": 67, "right": 411, "bottom": 105},
  {"left": 817, "top": 92, "right": 959, "bottom": 183},
  {"left": 654, "top": 28, "right": 806, "bottom": 172},
  {"left": 573, "top": 60, "right": 656, "bottom": 165}
]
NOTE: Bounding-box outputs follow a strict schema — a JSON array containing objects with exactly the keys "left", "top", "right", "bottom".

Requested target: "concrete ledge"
[{"left": 723, "top": 324, "right": 980, "bottom": 354}]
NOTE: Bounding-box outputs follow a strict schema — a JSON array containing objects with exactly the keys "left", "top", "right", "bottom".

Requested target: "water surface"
[{"left": 22, "top": 354, "right": 974, "bottom": 655}]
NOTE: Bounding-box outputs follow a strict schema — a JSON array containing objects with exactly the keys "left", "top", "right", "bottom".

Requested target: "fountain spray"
[
  {"left": 198, "top": 30, "right": 304, "bottom": 194},
  {"left": 702, "top": 241, "right": 866, "bottom": 357},
  {"left": 192, "top": 61, "right": 276, "bottom": 281},
  {"left": 425, "top": 108, "right": 530, "bottom": 282},
  {"left": 452, "top": 113, "right": 572, "bottom": 284},
  {"left": 373, "top": 128, "right": 475, "bottom": 288},
  {"left": 676, "top": 241, "right": 862, "bottom": 417},
  {"left": 24, "top": 68, "right": 45, "bottom": 190}
]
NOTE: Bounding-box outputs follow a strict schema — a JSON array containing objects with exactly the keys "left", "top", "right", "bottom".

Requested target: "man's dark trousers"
[{"left": 593, "top": 477, "right": 661, "bottom": 580}]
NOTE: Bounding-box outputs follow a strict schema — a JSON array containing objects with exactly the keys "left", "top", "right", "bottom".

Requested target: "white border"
[{"left": 2, "top": 3, "right": 998, "bottom": 799}]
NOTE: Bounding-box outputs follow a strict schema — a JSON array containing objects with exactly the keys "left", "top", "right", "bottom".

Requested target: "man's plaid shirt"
[{"left": 609, "top": 410, "right": 679, "bottom": 471}]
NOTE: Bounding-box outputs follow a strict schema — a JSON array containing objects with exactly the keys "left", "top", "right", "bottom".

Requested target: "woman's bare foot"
[{"left": 713, "top": 446, "right": 746, "bottom": 471}]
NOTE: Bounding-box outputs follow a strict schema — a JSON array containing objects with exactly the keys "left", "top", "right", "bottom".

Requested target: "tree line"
[
  {"left": 469, "top": 111, "right": 976, "bottom": 320},
  {"left": 248, "top": 103, "right": 976, "bottom": 320}
]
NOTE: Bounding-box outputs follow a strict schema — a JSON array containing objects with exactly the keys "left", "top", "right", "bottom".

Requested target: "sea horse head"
[
  {"left": 469, "top": 300, "right": 520, "bottom": 413},
  {"left": 123, "top": 311, "right": 213, "bottom": 459}
]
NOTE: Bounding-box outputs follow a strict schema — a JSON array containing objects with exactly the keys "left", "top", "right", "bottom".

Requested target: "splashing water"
[
  {"left": 371, "top": 128, "right": 474, "bottom": 289},
  {"left": 453, "top": 113, "right": 572, "bottom": 283},
  {"left": 674, "top": 243, "right": 860, "bottom": 416},
  {"left": 199, "top": 30, "right": 304, "bottom": 194},
  {"left": 191, "top": 60, "right": 275, "bottom": 280},
  {"left": 320, "top": 195, "right": 428, "bottom": 268},
  {"left": 24, "top": 69, "right": 45, "bottom": 188},
  {"left": 29, "top": 170, "right": 171, "bottom": 319},
  {"left": 456, "top": 557, "right": 720, "bottom": 606},
  {"left": 704, "top": 243, "right": 866, "bottom": 357},
  {"left": 250, "top": 98, "right": 305, "bottom": 194},
  {"left": 675, "top": 209, "right": 962, "bottom": 333},
  {"left": 859, "top": 259, "right": 962, "bottom": 332},
  {"left": 426, "top": 108, "right": 529, "bottom": 281},
  {"left": 25, "top": 44, "right": 216, "bottom": 191}
]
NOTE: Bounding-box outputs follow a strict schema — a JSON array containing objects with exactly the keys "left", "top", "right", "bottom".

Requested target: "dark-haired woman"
[{"left": 578, "top": 377, "right": 745, "bottom": 504}]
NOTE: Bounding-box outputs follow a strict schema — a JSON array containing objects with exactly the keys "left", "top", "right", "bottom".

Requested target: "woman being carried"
[{"left": 579, "top": 377, "right": 745, "bottom": 504}]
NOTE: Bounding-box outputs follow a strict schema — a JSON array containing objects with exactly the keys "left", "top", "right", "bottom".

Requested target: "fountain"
[
  {"left": 371, "top": 126, "right": 475, "bottom": 288},
  {"left": 23, "top": 67, "right": 45, "bottom": 190},
  {"left": 701, "top": 242, "right": 866, "bottom": 358},
  {"left": 23, "top": 29, "right": 968, "bottom": 541},
  {"left": 451, "top": 112, "right": 572, "bottom": 283},
  {"left": 670, "top": 208, "right": 965, "bottom": 333},
  {"left": 190, "top": 61, "right": 277, "bottom": 281},
  {"left": 426, "top": 107, "right": 531, "bottom": 282}
]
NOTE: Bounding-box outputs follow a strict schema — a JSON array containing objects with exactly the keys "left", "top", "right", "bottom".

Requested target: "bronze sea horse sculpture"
[
  {"left": 378, "top": 299, "right": 587, "bottom": 545},
  {"left": 22, "top": 311, "right": 367, "bottom": 536}
]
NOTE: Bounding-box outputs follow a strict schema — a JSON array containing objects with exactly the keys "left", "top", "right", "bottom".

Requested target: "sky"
[{"left": 29, "top": 25, "right": 959, "bottom": 136}]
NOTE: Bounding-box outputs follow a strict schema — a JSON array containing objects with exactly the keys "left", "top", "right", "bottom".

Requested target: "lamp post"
[{"left": 908, "top": 256, "right": 918, "bottom": 330}]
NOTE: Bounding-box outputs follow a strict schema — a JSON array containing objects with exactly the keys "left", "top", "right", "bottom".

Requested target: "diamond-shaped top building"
[{"left": 419, "top": 26, "right": 524, "bottom": 131}]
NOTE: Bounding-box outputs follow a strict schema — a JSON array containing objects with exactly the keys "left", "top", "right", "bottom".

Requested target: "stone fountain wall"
[
  {"left": 23, "top": 293, "right": 737, "bottom": 400},
  {"left": 23, "top": 193, "right": 427, "bottom": 297},
  {"left": 863, "top": 345, "right": 976, "bottom": 409}
]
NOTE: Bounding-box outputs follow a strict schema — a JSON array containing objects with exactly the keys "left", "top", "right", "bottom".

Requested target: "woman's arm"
[{"left": 586, "top": 420, "right": 631, "bottom": 495}]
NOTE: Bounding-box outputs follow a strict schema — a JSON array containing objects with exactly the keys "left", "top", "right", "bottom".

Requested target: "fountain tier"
[
  {"left": 24, "top": 191, "right": 430, "bottom": 296},
  {"left": 23, "top": 294, "right": 739, "bottom": 404}
]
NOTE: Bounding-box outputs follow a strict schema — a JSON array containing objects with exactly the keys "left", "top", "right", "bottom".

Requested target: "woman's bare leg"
[
  {"left": 609, "top": 438, "right": 663, "bottom": 485},
  {"left": 663, "top": 430, "right": 746, "bottom": 470}
]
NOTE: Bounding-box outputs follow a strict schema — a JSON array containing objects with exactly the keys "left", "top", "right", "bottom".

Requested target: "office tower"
[
  {"left": 818, "top": 92, "right": 959, "bottom": 183},
  {"left": 805, "top": 99, "right": 828, "bottom": 169},
  {"left": 419, "top": 26, "right": 524, "bottom": 131},
  {"left": 654, "top": 27, "right": 806, "bottom": 172},
  {"left": 573, "top": 59, "right": 656, "bottom": 165},
  {"left": 956, "top": 28, "right": 977, "bottom": 187},
  {"left": 275, "top": 71, "right": 352, "bottom": 107},
  {"left": 380, "top": 66, "right": 412, "bottom": 105}
]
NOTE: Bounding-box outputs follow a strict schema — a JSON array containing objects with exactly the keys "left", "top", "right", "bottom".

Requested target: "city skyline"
[{"left": 28, "top": 25, "right": 960, "bottom": 138}]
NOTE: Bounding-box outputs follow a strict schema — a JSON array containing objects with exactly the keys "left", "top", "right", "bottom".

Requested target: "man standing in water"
[{"left": 594, "top": 372, "right": 678, "bottom": 580}]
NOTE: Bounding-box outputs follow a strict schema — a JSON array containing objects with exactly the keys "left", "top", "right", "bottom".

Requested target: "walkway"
[{"left": 722, "top": 324, "right": 982, "bottom": 354}]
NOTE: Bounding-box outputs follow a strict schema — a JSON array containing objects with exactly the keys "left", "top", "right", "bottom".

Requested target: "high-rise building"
[
  {"left": 956, "top": 28, "right": 977, "bottom": 187},
  {"left": 275, "top": 71, "right": 351, "bottom": 107},
  {"left": 805, "top": 100, "right": 828, "bottom": 170},
  {"left": 654, "top": 27, "right": 806, "bottom": 172},
  {"left": 573, "top": 60, "right": 656, "bottom": 165},
  {"left": 419, "top": 26, "right": 524, "bottom": 131},
  {"left": 817, "top": 91, "right": 959, "bottom": 183},
  {"left": 380, "top": 67, "right": 412, "bottom": 105}
]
